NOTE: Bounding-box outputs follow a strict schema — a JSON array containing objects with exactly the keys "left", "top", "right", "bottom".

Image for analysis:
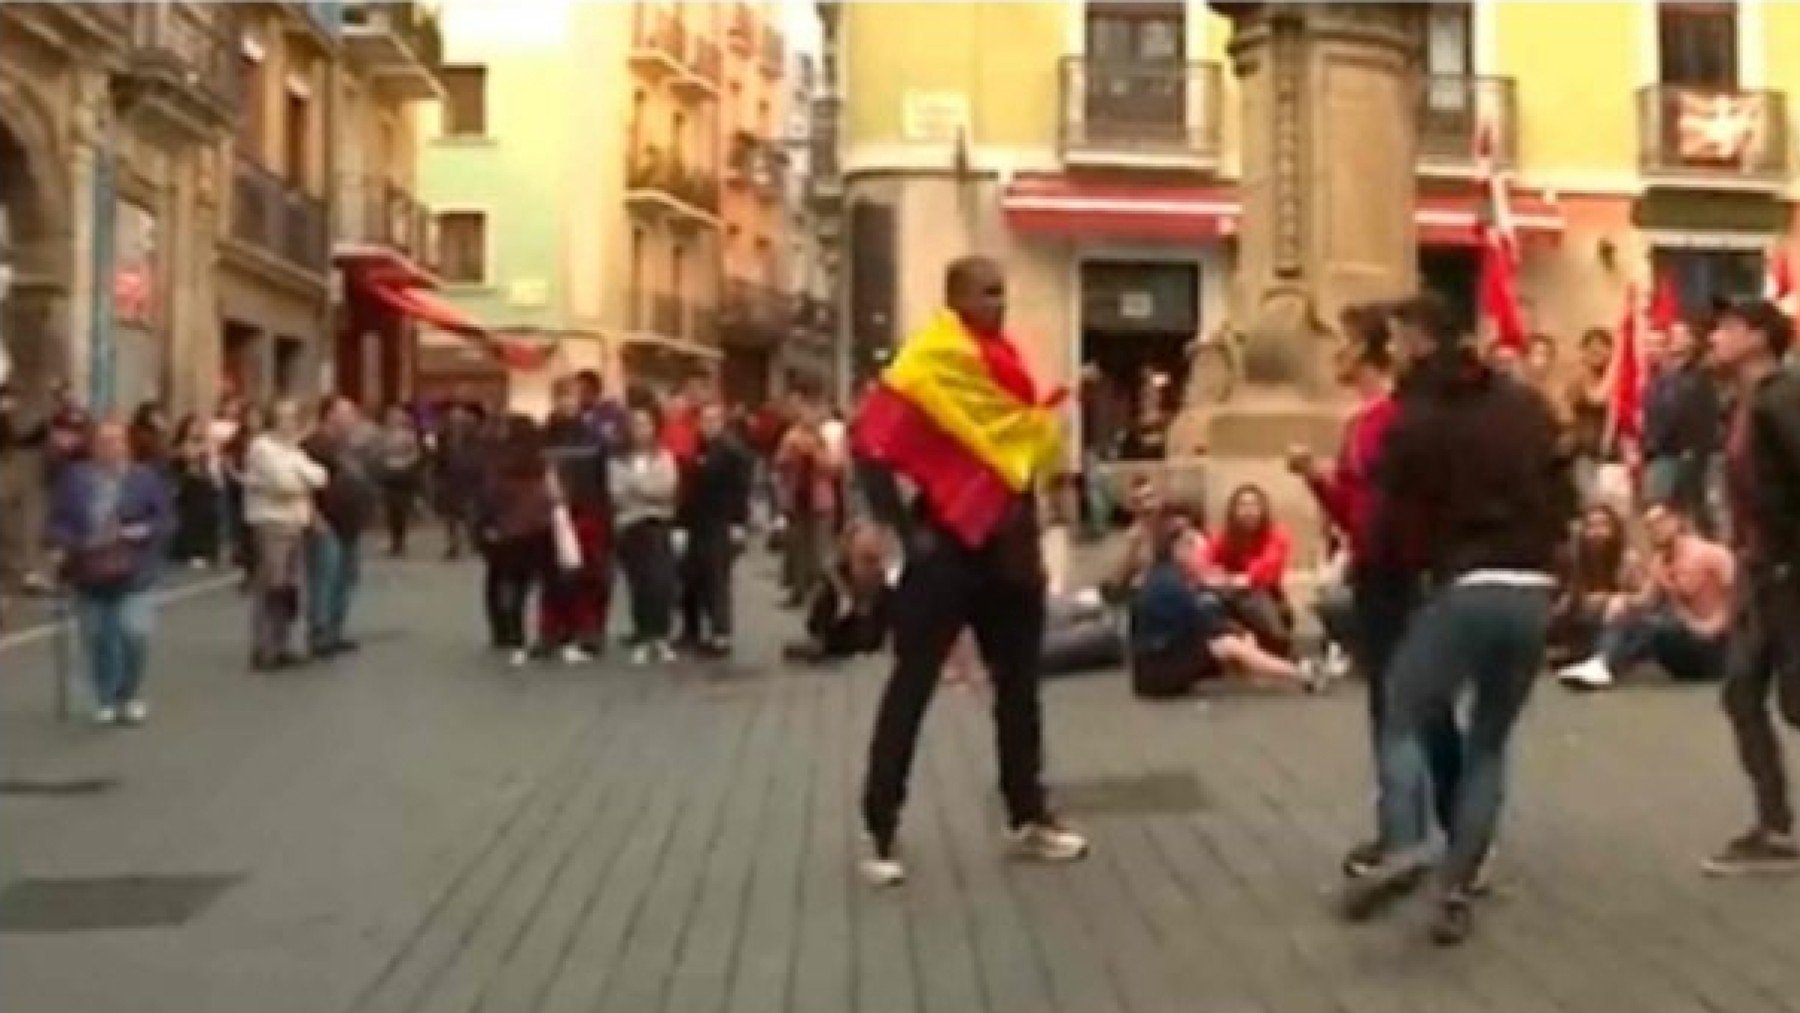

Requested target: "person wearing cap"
[{"left": 1702, "top": 297, "right": 1800, "bottom": 875}]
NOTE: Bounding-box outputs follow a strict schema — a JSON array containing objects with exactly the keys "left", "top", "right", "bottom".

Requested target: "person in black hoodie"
[
  {"left": 1702, "top": 298, "right": 1800, "bottom": 876},
  {"left": 676, "top": 401, "right": 752, "bottom": 655},
  {"left": 1341, "top": 293, "right": 1575, "bottom": 946},
  {"left": 539, "top": 377, "right": 612, "bottom": 663},
  {"left": 302, "top": 395, "right": 378, "bottom": 657},
  {"left": 1642, "top": 319, "right": 1722, "bottom": 533}
]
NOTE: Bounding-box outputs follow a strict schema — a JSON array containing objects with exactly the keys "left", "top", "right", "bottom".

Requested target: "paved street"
[{"left": 5, "top": 554, "right": 1800, "bottom": 1013}]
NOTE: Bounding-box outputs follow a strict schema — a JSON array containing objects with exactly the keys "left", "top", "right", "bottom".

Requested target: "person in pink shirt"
[
  {"left": 1202, "top": 483, "right": 1295, "bottom": 656},
  {"left": 1556, "top": 501, "right": 1734, "bottom": 690}
]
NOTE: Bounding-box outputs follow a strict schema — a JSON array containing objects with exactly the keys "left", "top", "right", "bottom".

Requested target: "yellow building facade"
[
  {"left": 837, "top": 0, "right": 1800, "bottom": 435},
  {"left": 419, "top": 0, "right": 804, "bottom": 412}
]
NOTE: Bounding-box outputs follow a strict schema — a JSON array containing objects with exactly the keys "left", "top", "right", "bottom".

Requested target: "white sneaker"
[
  {"left": 92, "top": 706, "right": 118, "bottom": 727},
  {"left": 653, "top": 640, "right": 678, "bottom": 664},
  {"left": 1008, "top": 819, "right": 1091, "bottom": 862},
  {"left": 1556, "top": 657, "right": 1614, "bottom": 690},
  {"left": 630, "top": 645, "right": 651, "bottom": 666},
  {"left": 120, "top": 699, "right": 149, "bottom": 725},
  {"left": 507, "top": 649, "right": 530, "bottom": 668},
  {"left": 859, "top": 844, "right": 907, "bottom": 886},
  {"left": 560, "top": 644, "right": 594, "bottom": 666}
]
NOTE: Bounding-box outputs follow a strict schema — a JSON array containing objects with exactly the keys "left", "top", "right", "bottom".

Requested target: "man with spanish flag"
[{"left": 851, "top": 256, "right": 1090, "bottom": 886}]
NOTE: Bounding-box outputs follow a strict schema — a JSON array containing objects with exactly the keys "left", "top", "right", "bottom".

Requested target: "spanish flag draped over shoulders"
[{"left": 851, "top": 309, "right": 1067, "bottom": 548}]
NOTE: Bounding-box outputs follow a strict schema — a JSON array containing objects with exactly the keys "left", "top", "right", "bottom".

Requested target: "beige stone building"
[{"left": 0, "top": 2, "right": 238, "bottom": 414}]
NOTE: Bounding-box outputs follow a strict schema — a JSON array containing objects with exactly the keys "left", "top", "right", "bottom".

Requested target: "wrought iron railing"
[
  {"left": 233, "top": 157, "right": 328, "bottom": 274},
  {"left": 1418, "top": 74, "right": 1517, "bottom": 170},
  {"left": 1058, "top": 57, "right": 1223, "bottom": 163}
]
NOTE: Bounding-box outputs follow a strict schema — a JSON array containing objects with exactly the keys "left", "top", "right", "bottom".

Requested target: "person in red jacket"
[{"left": 1202, "top": 483, "right": 1294, "bottom": 656}]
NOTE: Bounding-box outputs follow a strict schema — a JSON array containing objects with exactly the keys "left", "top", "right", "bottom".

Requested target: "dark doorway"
[
  {"left": 1079, "top": 260, "right": 1198, "bottom": 461},
  {"left": 273, "top": 335, "right": 305, "bottom": 396},
  {"left": 1419, "top": 246, "right": 1481, "bottom": 335},
  {"left": 222, "top": 321, "right": 259, "bottom": 400}
]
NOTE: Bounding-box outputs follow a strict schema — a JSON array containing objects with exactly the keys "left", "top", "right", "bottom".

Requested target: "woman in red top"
[{"left": 1203, "top": 483, "right": 1295, "bottom": 656}]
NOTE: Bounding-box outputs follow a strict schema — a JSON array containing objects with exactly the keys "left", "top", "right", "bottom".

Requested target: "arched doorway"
[{"left": 0, "top": 81, "right": 71, "bottom": 406}]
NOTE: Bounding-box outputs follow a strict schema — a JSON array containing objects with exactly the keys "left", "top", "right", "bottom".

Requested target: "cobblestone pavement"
[{"left": 4, "top": 554, "right": 1800, "bottom": 1013}]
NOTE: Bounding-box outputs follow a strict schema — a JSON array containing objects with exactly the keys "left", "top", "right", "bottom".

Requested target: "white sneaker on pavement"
[
  {"left": 1556, "top": 657, "right": 1614, "bottom": 690},
  {"left": 120, "top": 699, "right": 149, "bottom": 725},
  {"left": 507, "top": 649, "right": 530, "bottom": 668},
  {"left": 1008, "top": 819, "right": 1091, "bottom": 862},
  {"left": 653, "top": 640, "right": 678, "bottom": 664},
  {"left": 630, "top": 644, "right": 652, "bottom": 666},
  {"left": 92, "top": 706, "right": 118, "bottom": 727},
  {"left": 859, "top": 837, "right": 907, "bottom": 887},
  {"left": 560, "top": 644, "right": 593, "bottom": 666}
]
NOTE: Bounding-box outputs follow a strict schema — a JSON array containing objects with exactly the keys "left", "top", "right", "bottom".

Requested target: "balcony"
[
  {"left": 231, "top": 157, "right": 329, "bottom": 277},
  {"left": 727, "top": 2, "right": 755, "bottom": 56},
  {"left": 728, "top": 131, "right": 785, "bottom": 200},
  {"left": 1417, "top": 74, "right": 1517, "bottom": 175},
  {"left": 760, "top": 27, "right": 785, "bottom": 79},
  {"left": 720, "top": 279, "right": 791, "bottom": 348},
  {"left": 630, "top": 7, "right": 687, "bottom": 83},
  {"left": 673, "top": 34, "right": 722, "bottom": 102},
  {"left": 336, "top": 175, "right": 432, "bottom": 265},
  {"left": 625, "top": 145, "right": 720, "bottom": 227},
  {"left": 1638, "top": 85, "right": 1790, "bottom": 190},
  {"left": 115, "top": 2, "right": 240, "bottom": 143},
  {"left": 0, "top": 2, "right": 133, "bottom": 58},
  {"left": 1058, "top": 57, "right": 1222, "bottom": 171},
  {"left": 342, "top": 1, "right": 443, "bottom": 100}
]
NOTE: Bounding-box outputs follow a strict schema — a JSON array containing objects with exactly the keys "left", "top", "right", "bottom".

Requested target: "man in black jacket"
[
  {"left": 1643, "top": 320, "right": 1722, "bottom": 531},
  {"left": 1703, "top": 298, "right": 1800, "bottom": 876},
  {"left": 677, "top": 401, "right": 752, "bottom": 655},
  {"left": 302, "top": 396, "right": 378, "bottom": 657},
  {"left": 1343, "top": 293, "right": 1574, "bottom": 945}
]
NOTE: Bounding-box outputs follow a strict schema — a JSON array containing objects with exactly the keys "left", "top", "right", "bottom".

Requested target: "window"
[
  {"left": 435, "top": 211, "right": 489, "bottom": 285},
  {"left": 441, "top": 66, "right": 488, "bottom": 137},
  {"left": 237, "top": 51, "right": 265, "bottom": 156},
  {"left": 1083, "top": 2, "right": 1185, "bottom": 137},
  {"left": 1659, "top": 1, "right": 1737, "bottom": 88},
  {"left": 283, "top": 91, "right": 309, "bottom": 187},
  {"left": 1654, "top": 247, "right": 1762, "bottom": 315},
  {"left": 1425, "top": 3, "right": 1473, "bottom": 78}
]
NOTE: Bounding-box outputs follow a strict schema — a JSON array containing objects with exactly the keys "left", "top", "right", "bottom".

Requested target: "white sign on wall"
[{"left": 901, "top": 90, "right": 970, "bottom": 143}]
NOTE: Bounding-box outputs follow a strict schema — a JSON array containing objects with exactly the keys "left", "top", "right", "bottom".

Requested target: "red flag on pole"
[
  {"left": 1648, "top": 270, "right": 1681, "bottom": 332},
  {"left": 1609, "top": 282, "right": 1644, "bottom": 448},
  {"left": 1474, "top": 120, "right": 1527, "bottom": 351},
  {"left": 1766, "top": 245, "right": 1796, "bottom": 317}
]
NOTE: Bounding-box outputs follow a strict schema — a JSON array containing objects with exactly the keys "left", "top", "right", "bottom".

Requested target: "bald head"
[{"left": 944, "top": 255, "right": 1006, "bottom": 334}]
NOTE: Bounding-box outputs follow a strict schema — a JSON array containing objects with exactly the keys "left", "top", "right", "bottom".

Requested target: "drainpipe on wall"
[{"left": 88, "top": 95, "right": 118, "bottom": 414}]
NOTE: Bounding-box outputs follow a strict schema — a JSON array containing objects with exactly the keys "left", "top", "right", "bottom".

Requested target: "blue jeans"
[
  {"left": 1354, "top": 569, "right": 1463, "bottom": 836},
  {"left": 1378, "top": 582, "right": 1551, "bottom": 888},
  {"left": 305, "top": 527, "right": 361, "bottom": 650},
  {"left": 1598, "top": 604, "right": 1725, "bottom": 683},
  {"left": 74, "top": 590, "right": 153, "bottom": 707}
]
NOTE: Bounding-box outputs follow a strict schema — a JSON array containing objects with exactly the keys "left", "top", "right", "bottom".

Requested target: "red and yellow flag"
[{"left": 852, "top": 310, "right": 1065, "bottom": 547}]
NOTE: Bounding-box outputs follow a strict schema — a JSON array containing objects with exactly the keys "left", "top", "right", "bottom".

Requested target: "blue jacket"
[{"left": 44, "top": 461, "right": 173, "bottom": 592}]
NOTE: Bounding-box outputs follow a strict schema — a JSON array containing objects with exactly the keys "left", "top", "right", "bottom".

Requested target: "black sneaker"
[
  {"left": 1429, "top": 891, "right": 1474, "bottom": 947},
  {"left": 1338, "top": 855, "right": 1427, "bottom": 922},
  {"left": 1341, "top": 838, "right": 1383, "bottom": 879},
  {"left": 1702, "top": 828, "right": 1800, "bottom": 876}
]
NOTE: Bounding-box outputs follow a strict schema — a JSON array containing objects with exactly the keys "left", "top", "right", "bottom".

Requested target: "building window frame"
[
  {"left": 439, "top": 65, "right": 490, "bottom": 139},
  {"left": 432, "top": 207, "right": 493, "bottom": 288}
]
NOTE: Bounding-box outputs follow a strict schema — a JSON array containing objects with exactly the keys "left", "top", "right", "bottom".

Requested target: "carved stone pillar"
[{"left": 1224, "top": 2, "right": 1422, "bottom": 396}]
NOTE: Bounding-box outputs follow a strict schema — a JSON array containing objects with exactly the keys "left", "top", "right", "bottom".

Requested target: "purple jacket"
[{"left": 45, "top": 461, "right": 174, "bottom": 592}]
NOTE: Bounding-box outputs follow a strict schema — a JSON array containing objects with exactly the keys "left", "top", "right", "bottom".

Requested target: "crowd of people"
[{"left": 0, "top": 367, "right": 863, "bottom": 723}]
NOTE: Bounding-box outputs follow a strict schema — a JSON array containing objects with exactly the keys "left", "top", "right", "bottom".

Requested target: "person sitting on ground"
[
  {"left": 1546, "top": 502, "right": 1643, "bottom": 665},
  {"left": 1128, "top": 513, "right": 1303, "bottom": 698},
  {"left": 785, "top": 521, "right": 896, "bottom": 663},
  {"left": 1200, "top": 483, "right": 1295, "bottom": 656},
  {"left": 1103, "top": 476, "right": 1209, "bottom": 600},
  {"left": 1556, "top": 501, "right": 1733, "bottom": 690}
]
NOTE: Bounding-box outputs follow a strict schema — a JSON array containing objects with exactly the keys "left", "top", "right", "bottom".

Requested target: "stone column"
[
  {"left": 1221, "top": 2, "right": 1422, "bottom": 397},
  {"left": 62, "top": 68, "right": 108, "bottom": 404}
]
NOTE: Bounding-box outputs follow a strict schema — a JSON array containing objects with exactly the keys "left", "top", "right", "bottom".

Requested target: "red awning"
[
  {"left": 1001, "top": 176, "right": 1564, "bottom": 247},
  {"left": 370, "top": 282, "right": 488, "bottom": 338}
]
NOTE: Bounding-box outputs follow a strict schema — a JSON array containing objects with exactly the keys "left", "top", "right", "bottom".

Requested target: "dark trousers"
[
  {"left": 1354, "top": 569, "right": 1462, "bottom": 836},
  {"left": 485, "top": 533, "right": 550, "bottom": 649},
  {"left": 1721, "top": 571, "right": 1800, "bottom": 834},
  {"left": 862, "top": 524, "right": 1050, "bottom": 852},
  {"left": 383, "top": 480, "right": 415, "bottom": 554},
  {"left": 680, "top": 528, "right": 736, "bottom": 642},
  {"left": 617, "top": 519, "right": 677, "bottom": 642}
]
